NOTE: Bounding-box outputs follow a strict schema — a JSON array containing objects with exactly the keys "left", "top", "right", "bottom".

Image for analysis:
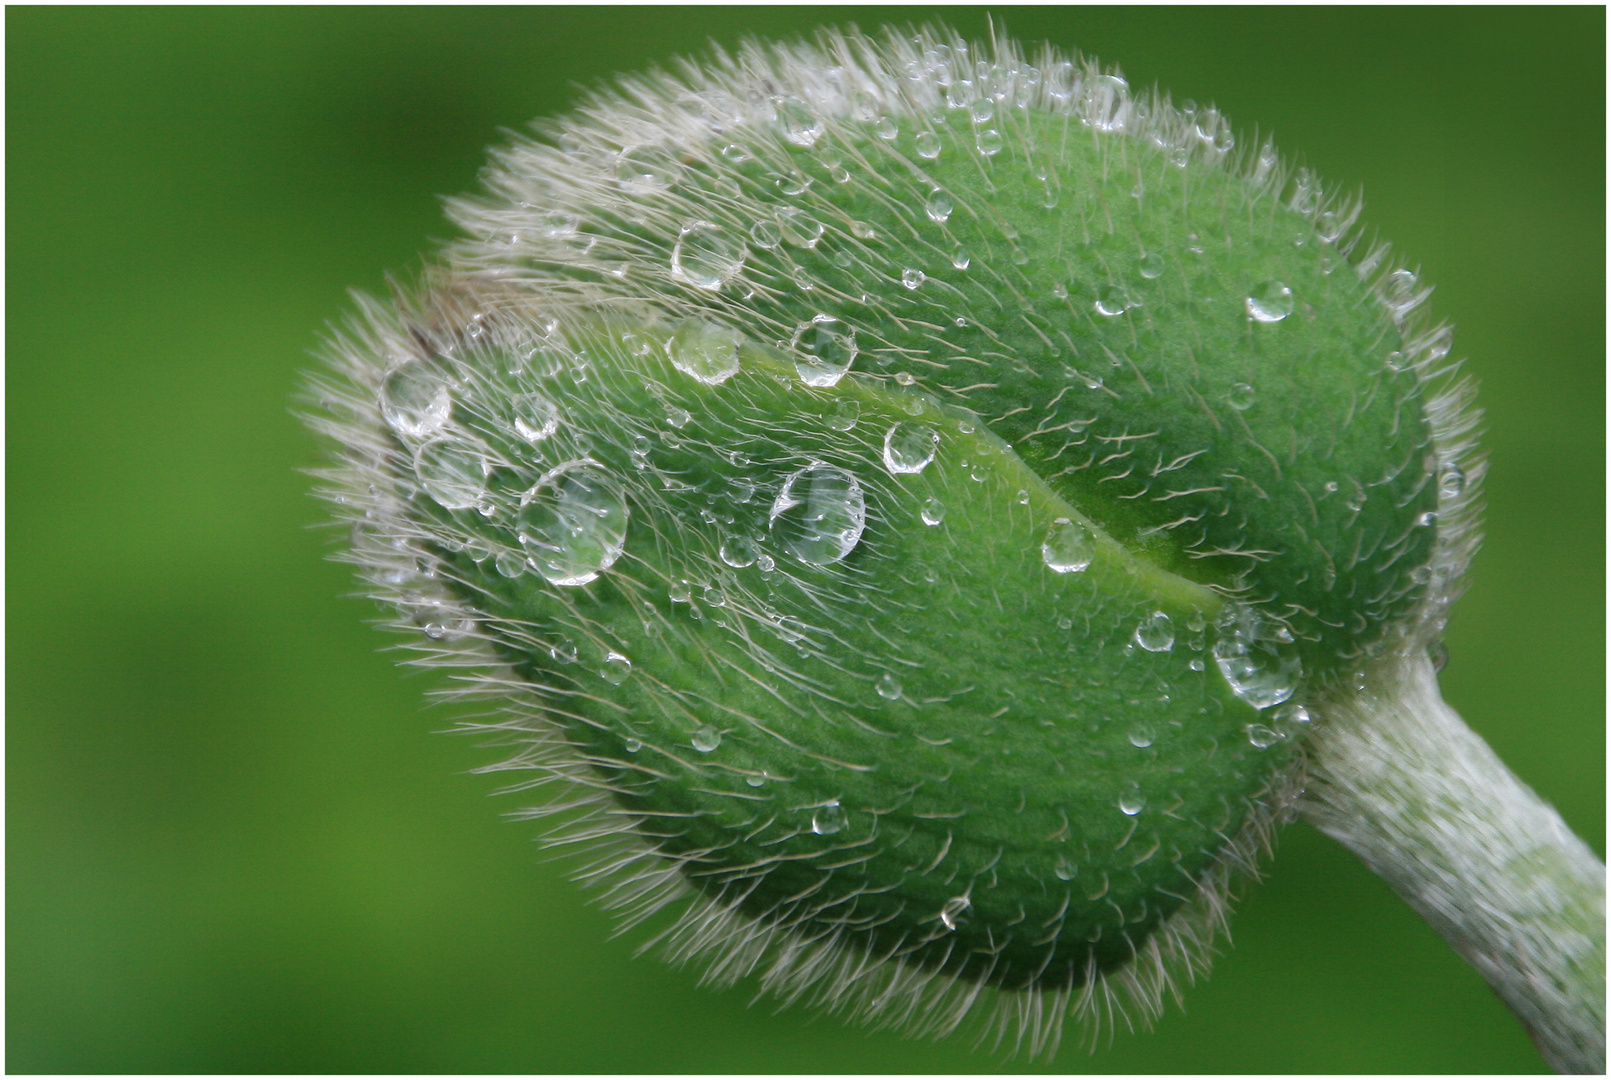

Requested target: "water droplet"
[
  {"left": 776, "top": 206, "right": 826, "bottom": 248},
  {"left": 702, "top": 584, "right": 727, "bottom": 608},
  {"left": 600, "top": 652, "right": 632, "bottom": 684},
  {"left": 691, "top": 726, "right": 722, "bottom": 753},
  {"left": 666, "top": 406, "right": 692, "bottom": 429},
  {"left": 515, "top": 461, "right": 630, "bottom": 586},
  {"left": 1138, "top": 252, "right": 1165, "bottom": 279},
  {"left": 669, "top": 580, "right": 692, "bottom": 603},
  {"left": 900, "top": 267, "right": 927, "bottom": 290},
  {"left": 791, "top": 315, "right": 857, "bottom": 387},
  {"left": 614, "top": 143, "right": 682, "bottom": 194},
  {"left": 749, "top": 219, "right": 781, "bottom": 249},
  {"left": 925, "top": 190, "right": 953, "bottom": 223},
  {"left": 920, "top": 498, "right": 946, "bottom": 526},
  {"left": 1128, "top": 725, "right": 1156, "bottom": 749},
  {"left": 381, "top": 362, "right": 451, "bottom": 438},
  {"left": 1212, "top": 605, "right": 1303, "bottom": 709},
  {"left": 975, "top": 128, "right": 1004, "bottom": 156},
  {"left": 875, "top": 116, "right": 899, "bottom": 140},
  {"left": 1119, "top": 784, "right": 1147, "bottom": 816},
  {"left": 549, "top": 638, "right": 579, "bottom": 665},
  {"left": 745, "top": 773, "right": 767, "bottom": 787},
  {"left": 1438, "top": 461, "right": 1466, "bottom": 499},
  {"left": 914, "top": 131, "right": 942, "bottom": 159},
  {"left": 939, "top": 896, "right": 971, "bottom": 930},
  {"left": 951, "top": 245, "right": 971, "bottom": 271},
  {"left": 413, "top": 438, "right": 489, "bottom": 510},
  {"left": 1245, "top": 723, "right": 1284, "bottom": 749},
  {"left": 671, "top": 221, "right": 746, "bottom": 291},
  {"left": 1246, "top": 280, "right": 1294, "bottom": 322},
  {"left": 1094, "top": 285, "right": 1131, "bottom": 317},
  {"left": 1273, "top": 703, "right": 1312, "bottom": 731},
  {"left": 623, "top": 737, "right": 642, "bottom": 753},
  {"left": 775, "top": 96, "right": 823, "bottom": 147},
  {"left": 882, "top": 422, "right": 939, "bottom": 475},
  {"left": 668, "top": 320, "right": 742, "bottom": 385},
  {"left": 1134, "top": 611, "right": 1175, "bottom": 652},
  {"left": 494, "top": 551, "right": 525, "bottom": 578},
  {"left": 811, "top": 801, "right": 846, "bottom": 835},
  {"left": 1226, "top": 382, "right": 1256, "bottom": 410},
  {"left": 1042, "top": 517, "right": 1094, "bottom": 574},
  {"left": 769, "top": 463, "right": 866, "bottom": 566},
  {"left": 875, "top": 673, "right": 902, "bottom": 700},
  {"left": 969, "top": 98, "right": 995, "bottom": 124},
  {"left": 1053, "top": 855, "right": 1077, "bottom": 881},
  {"left": 512, "top": 391, "right": 561, "bottom": 443},
  {"left": 719, "top": 534, "right": 760, "bottom": 568},
  {"left": 826, "top": 399, "right": 860, "bottom": 431}
]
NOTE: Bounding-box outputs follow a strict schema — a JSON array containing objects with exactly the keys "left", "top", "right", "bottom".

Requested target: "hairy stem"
[{"left": 1302, "top": 650, "right": 1605, "bottom": 1073}]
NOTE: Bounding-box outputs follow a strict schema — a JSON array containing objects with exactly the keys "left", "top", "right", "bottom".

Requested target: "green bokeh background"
[{"left": 8, "top": 7, "right": 1603, "bottom": 1073}]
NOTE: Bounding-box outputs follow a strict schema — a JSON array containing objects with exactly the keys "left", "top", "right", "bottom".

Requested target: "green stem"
[{"left": 1302, "top": 650, "right": 1605, "bottom": 1073}]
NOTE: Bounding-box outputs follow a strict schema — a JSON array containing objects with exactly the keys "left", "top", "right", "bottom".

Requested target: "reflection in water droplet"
[
  {"left": 882, "top": 422, "right": 939, "bottom": 475},
  {"left": 512, "top": 391, "right": 561, "bottom": 443},
  {"left": 812, "top": 801, "right": 846, "bottom": 835},
  {"left": 515, "top": 461, "right": 630, "bottom": 586},
  {"left": 1042, "top": 517, "right": 1094, "bottom": 573},
  {"left": 668, "top": 320, "right": 742, "bottom": 384},
  {"left": 600, "top": 652, "right": 632, "bottom": 684},
  {"left": 920, "top": 498, "right": 946, "bottom": 526},
  {"left": 792, "top": 315, "right": 857, "bottom": 387},
  {"left": 691, "top": 726, "right": 722, "bottom": 752},
  {"left": 671, "top": 222, "right": 746, "bottom": 291},
  {"left": 939, "top": 896, "right": 971, "bottom": 931},
  {"left": 414, "top": 438, "right": 489, "bottom": 510},
  {"left": 769, "top": 463, "right": 866, "bottom": 566},
  {"left": 1246, "top": 280, "right": 1294, "bottom": 322},
  {"left": 875, "top": 673, "right": 902, "bottom": 700},
  {"left": 381, "top": 362, "right": 451, "bottom": 438}
]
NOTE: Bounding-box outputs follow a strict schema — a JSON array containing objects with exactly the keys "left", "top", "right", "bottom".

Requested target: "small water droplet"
[
  {"left": 1246, "top": 280, "right": 1294, "bottom": 322},
  {"left": 381, "top": 362, "right": 451, "bottom": 438},
  {"left": 951, "top": 245, "right": 971, "bottom": 270},
  {"left": 939, "top": 896, "right": 971, "bottom": 930},
  {"left": 749, "top": 219, "right": 781, "bottom": 250},
  {"left": 882, "top": 422, "right": 939, "bottom": 475},
  {"left": 515, "top": 461, "right": 630, "bottom": 586},
  {"left": 1094, "top": 285, "right": 1131, "bottom": 317},
  {"left": 702, "top": 584, "right": 727, "bottom": 608},
  {"left": 901, "top": 267, "right": 927, "bottom": 290},
  {"left": 1245, "top": 723, "right": 1284, "bottom": 749},
  {"left": 775, "top": 96, "right": 823, "bottom": 147},
  {"left": 549, "top": 638, "right": 579, "bottom": 665},
  {"left": 969, "top": 98, "right": 995, "bottom": 124},
  {"left": 494, "top": 551, "right": 525, "bottom": 578},
  {"left": 1438, "top": 461, "right": 1466, "bottom": 499},
  {"left": 975, "top": 128, "right": 1004, "bottom": 156},
  {"left": 413, "top": 438, "right": 489, "bottom": 510},
  {"left": 811, "top": 801, "right": 846, "bottom": 835},
  {"left": 776, "top": 206, "right": 826, "bottom": 249},
  {"left": 623, "top": 737, "right": 642, "bottom": 753},
  {"left": 614, "top": 143, "right": 682, "bottom": 194},
  {"left": 691, "top": 726, "right": 722, "bottom": 752},
  {"left": 925, "top": 190, "right": 953, "bottom": 223},
  {"left": 512, "top": 391, "right": 561, "bottom": 443},
  {"left": 1053, "top": 855, "right": 1077, "bottom": 881},
  {"left": 792, "top": 315, "right": 857, "bottom": 387},
  {"left": 1134, "top": 611, "right": 1175, "bottom": 652},
  {"left": 600, "top": 652, "right": 632, "bottom": 684},
  {"left": 669, "top": 580, "right": 692, "bottom": 603},
  {"left": 671, "top": 221, "right": 746, "bottom": 291},
  {"left": 1128, "top": 725, "right": 1156, "bottom": 749},
  {"left": 1138, "top": 252, "right": 1165, "bottom": 279},
  {"left": 668, "top": 319, "right": 742, "bottom": 385},
  {"left": 1119, "top": 784, "right": 1147, "bottom": 816},
  {"left": 876, "top": 116, "right": 899, "bottom": 140},
  {"left": 745, "top": 773, "right": 767, "bottom": 787},
  {"left": 1212, "top": 605, "right": 1303, "bottom": 710},
  {"left": 1042, "top": 517, "right": 1094, "bottom": 574},
  {"left": 1226, "top": 383, "right": 1256, "bottom": 411},
  {"left": 769, "top": 463, "right": 866, "bottom": 566},
  {"left": 875, "top": 673, "right": 902, "bottom": 700},
  {"left": 826, "top": 399, "right": 860, "bottom": 431},
  {"left": 666, "top": 406, "right": 692, "bottom": 429},
  {"left": 914, "top": 130, "right": 942, "bottom": 159},
  {"left": 719, "top": 535, "right": 760, "bottom": 568}
]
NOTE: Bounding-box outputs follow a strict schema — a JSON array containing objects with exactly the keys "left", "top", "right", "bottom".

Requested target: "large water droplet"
[
  {"left": 939, "top": 896, "right": 971, "bottom": 931},
  {"left": 769, "top": 463, "right": 866, "bottom": 566},
  {"left": 671, "top": 221, "right": 746, "bottom": 291},
  {"left": 691, "top": 726, "right": 722, "bottom": 753},
  {"left": 811, "top": 801, "right": 846, "bottom": 835},
  {"left": 381, "top": 361, "right": 451, "bottom": 438},
  {"left": 668, "top": 320, "right": 742, "bottom": 385},
  {"left": 882, "top": 422, "right": 939, "bottom": 475},
  {"left": 1042, "top": 517, "right": 1094, "bottom": 573},
  {"left": 1212, "top": 605, "right": 1303, "bottom": 709},
  {"left": 413, "top": 438, "right": 489, "bottom": 510},
  {"left": 791, "top": 315, "right": 857, "bottom": 387},
  {"left": 515, "top": 461, "right": 630, "bottom": 586},
  {"left": 512, "top": 391, "right": 561, "bottom": 443},
  {"left": 1134, "top": 611, "right": 1175, "bottom": 652},
  {"left": 1246, "top": 280, "right": 1294, "bottom": 322}
]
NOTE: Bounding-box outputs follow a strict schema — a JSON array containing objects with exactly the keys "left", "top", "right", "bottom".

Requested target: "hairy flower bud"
[{"left": 309, "top": 26, "right": 1484, "bottom": 1053}]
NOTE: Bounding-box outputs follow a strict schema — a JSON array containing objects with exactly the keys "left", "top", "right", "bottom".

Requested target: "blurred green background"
[{"left": 8, "top": 7, "right": 1603, "bottom": 1073}]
